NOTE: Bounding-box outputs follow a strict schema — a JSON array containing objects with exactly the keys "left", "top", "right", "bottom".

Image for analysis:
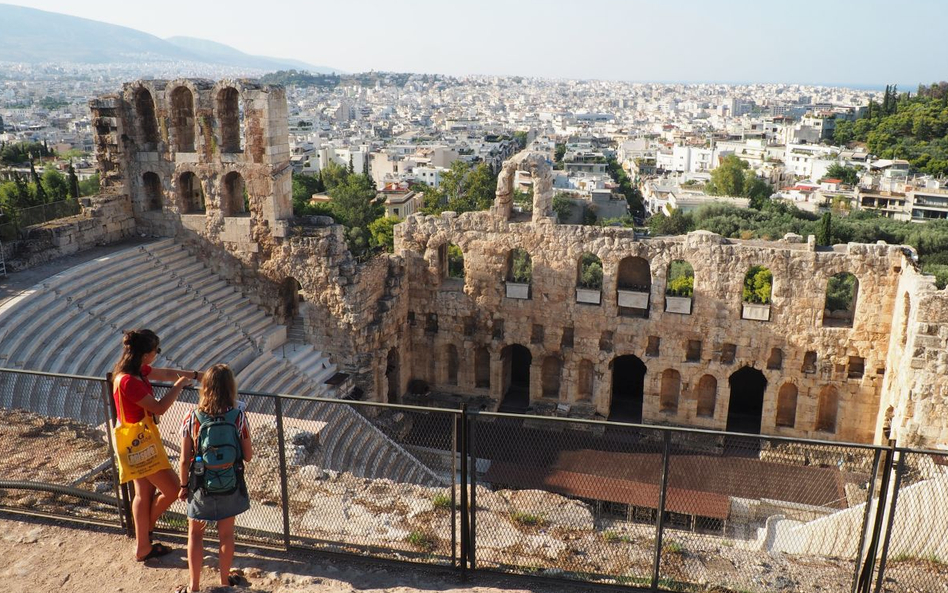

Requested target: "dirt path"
[{"left": 0, "top": 515, "right": 622, "bottom": 593}]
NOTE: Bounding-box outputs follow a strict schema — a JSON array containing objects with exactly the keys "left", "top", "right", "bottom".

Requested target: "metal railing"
[{"left": 1, "top": 366, "right": 947, "bottom": 592}]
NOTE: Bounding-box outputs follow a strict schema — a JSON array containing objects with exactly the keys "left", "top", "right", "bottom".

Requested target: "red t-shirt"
[{"left": 113, "top": 364, "right": 153, "bottom": 424}]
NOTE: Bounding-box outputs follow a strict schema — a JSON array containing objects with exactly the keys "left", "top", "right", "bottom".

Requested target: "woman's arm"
[
  {"left": 178, "top": 428, "right": 193, "bottom": 501},
  {"left": 135, "top": 375, "right": 192, "bottom": 415},
  {"left": 149, "top": 367, "right": 203, "bottom": 383}
]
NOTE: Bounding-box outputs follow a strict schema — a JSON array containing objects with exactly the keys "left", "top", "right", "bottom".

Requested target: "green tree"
[
  {"left": 706, "top": 155, "right": 749, "bottom": 197},
  {"left": 824, "top": 163, "right": 861, "bottom": 185},
  {"left": 67, "top": 163, "right": 80, "bottom": 199},
  {"left": 647, "top": 208, "right": 693, "bottom": 236},
  {"left": 578, "top": 253, "right": 603, "bottom": 290},
  {"left": 508, "top": 248, "right": 532, "bottom": 283},
  {"left": 320, "top": 161, "right": 348, "bottom": 191},
  {"left": 744, "top": 176, "right": 773, "bottom": 209},
  {"left": 825, "top": 273, "right": 857, "bottom": 311},
  {"left": 78, "top": 173, "right": 99, "bottom": 197},
  {"left": 513, "top": 130, "right": 529, "bottom": 150},
  {"left": 421, "top": 161, "right": 496, "bottom": 215},
  {"left": 41, "top": 168, "right": 70, "bottom": 202},
  {"left": 552, "top": 195, "right": 574, "bottom": 222},
  {"left": 367, "top": 215, "right": 399, "bottom": 253},
  {"left": 447, "top": 244, "right": 465, "bottom": 278},
  {"left": 554, "top": 143, "right": 566, "bottom": 163},
  {"left": 666, "top": 260, "right": 695, "bottom": 297},
  {"left": 817, "top": 212, "right": 833, "bottom": 246},
  {"left": 291, "top": 173, "right": 324, "bottom": 215},
  {"left": 742, "top": 265, "right": 773, "bottom": 304}
]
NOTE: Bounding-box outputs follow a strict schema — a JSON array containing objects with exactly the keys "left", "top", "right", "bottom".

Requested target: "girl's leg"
[
  {"left": 146, "top": 468, "right": 180, "bottom": 531},
  {"left": 131, "top": 478, "right": 155, "bottom": 558},
  {"left": 187, "top": 519, "right": 206, "bottom": 592},
  {"left": 217, "top": 517, "right": 236, "bottom": 586}
]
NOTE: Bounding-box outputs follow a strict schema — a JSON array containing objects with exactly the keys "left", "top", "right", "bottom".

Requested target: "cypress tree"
[
  {"left": 67, "top": 162, "right": 80, "bottom": 199},
  {"left": 29, "top": 160, "right": 47, "bottom": 204},
  {"left": 817, "top": 212, "right": 833, "bottom": 246}
]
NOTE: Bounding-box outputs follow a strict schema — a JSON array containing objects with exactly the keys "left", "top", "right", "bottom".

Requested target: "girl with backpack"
[
  {"left": 112, "top": 329, "right": 199, "bottom": 562},
  {"left": 176, "top": 364, "right": 252, "bottom": 593}
]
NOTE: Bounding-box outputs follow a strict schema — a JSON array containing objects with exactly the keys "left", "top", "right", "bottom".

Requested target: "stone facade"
[{"left": 27, "top": 77, "right": 940, "bottom": 449}]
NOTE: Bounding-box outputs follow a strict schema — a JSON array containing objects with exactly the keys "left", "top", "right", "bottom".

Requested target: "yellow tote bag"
[{"left": 112, "top": 401, "right": 172, "bottom": 484}]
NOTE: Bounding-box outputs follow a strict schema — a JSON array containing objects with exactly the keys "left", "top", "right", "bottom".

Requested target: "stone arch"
[
  {"left": 660, "top": 369, "right": 680, "bottom": 413},
  {"left": 776, "top": 383, "right": 798, "bottom": 428},
  {"left": 178, "top": 171, "right": 205, "bottom": 213},
  {"left": 816, "top": 385, "right": 839, "bottom": 433},
  {"left": 475, "top": 347, "right": 491, "bottom": 389},
  {"left": 133, "top": 87, "right": 160, "bottom": 149},
  {"left": 616, "top": 256, "right": 651, "bottom": 317},
  {"left": 823, "top": 272, "right": 859, "bottom": 327},
  {"left": 385, "top": 347, "right": 399, "bottom": 403},
  {"left": 170, "top": 86, "right": 196, "bottom": 152},
  {"left": 142, "top": 172, "right": 162, "bottom": 211},
  {"left": 609, "top": 354, "right": 647, "bottom": 422},
  {"left": 727, "top": 366, "right": 767, "bottom": 434},
  {"left": 221, "top": 171, "right": 248, "bottom": 216},
  {"left": 500, "top": 344, "right": 531, "bottom": 412},
  {"left": 446, "top": 344, "right": 459, "bottom": 386},
  {"left": 506, "top": 248, "right": 532, "bottom": 284},
  {"left": 541, "top": 356, "right": 562, "bottom": 399},
  {"left": 766, "top": 348, "right": 783, "bottom": 370},
  {"left": 577, "top": 359, "right": 595, "bottom": 402},
  {"left": 217, "top": 86, "right": 242, "bottom": 153},
  {"left": 577, "top": 252, "right": 603, "bottom": 290},
  {"left": 696, "top": 374, "right": 717, "bottom": 418}
]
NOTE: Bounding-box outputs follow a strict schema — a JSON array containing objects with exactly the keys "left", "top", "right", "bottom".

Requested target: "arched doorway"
[
  {"left": 609, "top": 354, "right": 647, "bottom": 422},
  {"left": 500, "top": 344, "right": 531, "bottom": 412},
  {"left": 281, "top": 277, "right": 300, "bottom": 321},
  {"left": 385, "top": 348, "right": 399, "bottom": 403},
  {"left": 170, "top": 86, "right": 196, "bottom": 152},
  {"left": 727, "top": 366, "right": 767, "bottom": 434}
]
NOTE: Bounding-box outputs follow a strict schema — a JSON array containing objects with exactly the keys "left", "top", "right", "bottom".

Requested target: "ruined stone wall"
[
  {"left": 3, "top": 191, "right": 136, "bottom": 271},
  {"left": 394, "top": 210, "right": 904, "bottom": 445}
]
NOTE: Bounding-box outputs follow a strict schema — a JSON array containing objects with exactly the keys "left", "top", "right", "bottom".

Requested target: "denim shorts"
[{"left": 186, "top": 486, "right": 250, "bottom": 521}]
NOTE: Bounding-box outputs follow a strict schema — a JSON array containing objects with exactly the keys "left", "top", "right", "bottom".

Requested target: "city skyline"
[{"left": 4, "top": 0, "right": 947, "bottom": 88}]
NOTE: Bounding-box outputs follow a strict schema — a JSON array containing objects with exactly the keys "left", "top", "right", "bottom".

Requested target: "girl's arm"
[
  {"left": 179, "top": 428, "right": 193, "bottom": 501},
  {"left": 136, "top": 375, "right": 193, "bottom": 416},
  {"left": 149, "top": 367, "right": 203, "bottom": 383},
  {"left": 241, "top": 427, "right": 253, "bottom": 463}
]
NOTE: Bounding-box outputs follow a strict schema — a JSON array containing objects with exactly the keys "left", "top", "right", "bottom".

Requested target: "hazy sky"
[{"left": 8, "top": 0, "right": 948, "bottom": 86}]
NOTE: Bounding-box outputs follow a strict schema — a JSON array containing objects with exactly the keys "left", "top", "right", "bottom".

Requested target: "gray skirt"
[{"left": 186, "top": 486, "right": 250, "bottom": 521}]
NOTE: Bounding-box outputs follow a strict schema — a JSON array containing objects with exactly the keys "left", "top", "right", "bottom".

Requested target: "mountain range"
[{"left": 0, "top": 4, "right": 339, "bottom": 74}]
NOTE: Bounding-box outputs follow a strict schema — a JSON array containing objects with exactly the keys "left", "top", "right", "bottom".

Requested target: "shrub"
[
  {"left": 511, "top": 511, "right": 545, "bottom": 527},
  {"left": 406, "top": 530, "right": 435, "bottom": 551},
  {"left": 432, "top": 493, "right": 452, "bottom": 510}
]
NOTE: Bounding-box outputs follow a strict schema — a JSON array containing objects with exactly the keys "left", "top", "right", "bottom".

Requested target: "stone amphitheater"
[{"left": 0, "top": 77, "right": 946, "bottom": 456}]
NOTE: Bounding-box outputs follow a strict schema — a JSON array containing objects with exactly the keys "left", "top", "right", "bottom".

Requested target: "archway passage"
[
  {"left": 386, "top": 348, "right": 399, "bottom": 404},
  {"left": 609, "top": 354, "right": 647, "bottom": 422},
  {"left": 281, "top": 277, "right": 300, "bottom": 320},
  {"left": 134, "top": 88, "right": 160, "bottom": 149},
  {"left": 727, "top": 366, "right": 767, "bottom": 434},
  {"left": 500, "top": 344, "right": 531, "bottom": 413},
  {"left": 171, "top": 86, "right": 196, "bottom": 152}
]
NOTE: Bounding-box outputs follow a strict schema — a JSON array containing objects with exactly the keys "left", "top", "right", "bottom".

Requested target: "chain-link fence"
[
  {"left": 2, "top": 367, "right": 948, "bottom": 591},
  {"left": 0, "top": 199, "right": 83, "bottom": 241}
]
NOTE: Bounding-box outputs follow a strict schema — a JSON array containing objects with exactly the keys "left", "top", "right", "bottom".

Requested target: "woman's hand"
[
  {"left": 173, "top": 375, "right": 193, "bottom": 389},
  {"left": 178, "top": 486, "right": 188, "bottom": 502}
]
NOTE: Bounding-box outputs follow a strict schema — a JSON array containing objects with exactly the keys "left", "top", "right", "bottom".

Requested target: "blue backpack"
[{"left": 190, "top": 408, "right": 244, "bottom": 495}]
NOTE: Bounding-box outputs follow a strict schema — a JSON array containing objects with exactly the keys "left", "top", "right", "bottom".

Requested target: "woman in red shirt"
[{"left": 113, "top": 328, "right": 202, "bottom": 562}]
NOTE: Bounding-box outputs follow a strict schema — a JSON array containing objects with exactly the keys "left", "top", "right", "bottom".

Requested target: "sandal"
[
  {"left": 227, "top": 570, "right": 247, "bottom": 587},
  {"left": 174, "top": 586, "right": 197, "bottom": 593},
  {"left": 136, "top": 542, "right": 174, "bottom": 562}
]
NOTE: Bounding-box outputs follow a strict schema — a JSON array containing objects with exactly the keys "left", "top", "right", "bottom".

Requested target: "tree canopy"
[
  {"left": 705, "top": 155, "right": 774, "bottom": 208},
  {"left": 420, "top": 161, "right": 497, "bottom": 215}
]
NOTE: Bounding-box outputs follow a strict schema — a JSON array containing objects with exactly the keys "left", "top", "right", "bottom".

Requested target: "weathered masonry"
[{"left": 39, "top": 79, "right": 948, "bottom": 450}]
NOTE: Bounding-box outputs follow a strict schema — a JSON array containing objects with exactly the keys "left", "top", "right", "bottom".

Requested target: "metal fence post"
[
  {"left": 857, "top": 443, "right": 896, "bottom": 593},
  {"left": 451, "top": 410, "right": 458, "bottom": 569},
  {"left": 873, "top": 451, "right": 906, "bottom": 593},
  {"left": 459, "top": 404, "right": 469, "bottom": 577},
  {"left": 651, "top": 430, "right": 672, "bottom": 592},
  {"left": 851, "top": 448, "right": 882, "bottom": 593},
  {"left": 104, "top": 372, "right": 134, "bottom": 536},
  {"left": 468, "top": 408, "right": 476, "bottom": 571},
  {"left": 274, "top": 396, "right": 291, "bottom": 550}
]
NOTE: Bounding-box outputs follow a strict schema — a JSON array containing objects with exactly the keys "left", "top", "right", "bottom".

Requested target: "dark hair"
[{"left": 112, "top": 329, "right": 160, "bottom": 378}]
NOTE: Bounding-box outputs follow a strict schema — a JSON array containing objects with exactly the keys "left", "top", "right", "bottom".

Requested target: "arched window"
[
  {"left": 541, "top": 356, "right": 561, "bottom": 399},
  {"left": 823, "top": 272, "right": 859, "bottom": 328},
  {"left": 505, "top": 248, "right": 532, "bottom": 299},
  {"left": 217, "top": 87, "right": 242, "bottom": 153},
  {"left": 776, "top": 383, "right": 798, "bottom": 428},
  {"left": 741, "top": 265, "right": 773, "bottom": 321},
  {"left": 171, "top": 86, "right": 195, "bottom": 152},
  {"left": 475, "top": 347, "right": 491, "bottom": 389},
  {"left": 178, "top": 172, "right": 205, "bottom": 214},
  {"left": 134, "top": 88, "right": 159, "bottom": 149},
  {"left": 447, "top": 244, "right": 464, "bottom": 279},
  {"left": 142, "top": 172, "right": 162, "bottom": 211},
  {"left": 446, "top": 345, "right": 459, "bottom": 386},
  {"left": 617, "top": 256, "right": 651, "bottom": 317},
  {"left": 696, "top": 374, "right": 717, "bottom": 418},
  {"left": 816, "top": 386, "right": 839, "bottom": 432},
  {"left": 665, "top": 260, "right": 694, "bottom": 298},
  {"left": 660, "top": 369, "right": 680, "bottom": 413},
  {"left": 577, "top": 359, "right": 595, "bottom": 401},
  {"left": 577, "top": 252, "right": 603, "bottom": 304},
  {"left": 221, "top": 171, "right": 248, "bottom": 216}
]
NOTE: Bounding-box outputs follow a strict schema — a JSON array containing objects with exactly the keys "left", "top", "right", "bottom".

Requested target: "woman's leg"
[
  {"left": 217, "top": 517, "right": 235, "bottom": 586},
  {"left": 145, "top": 468, "right": 179, "bottom": 531},
  {"left": 187, "top": 519, "right": 205, "bottom": 592},
  {"left": 131, "top": 478, "right": 155, "bottom": 558}
]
